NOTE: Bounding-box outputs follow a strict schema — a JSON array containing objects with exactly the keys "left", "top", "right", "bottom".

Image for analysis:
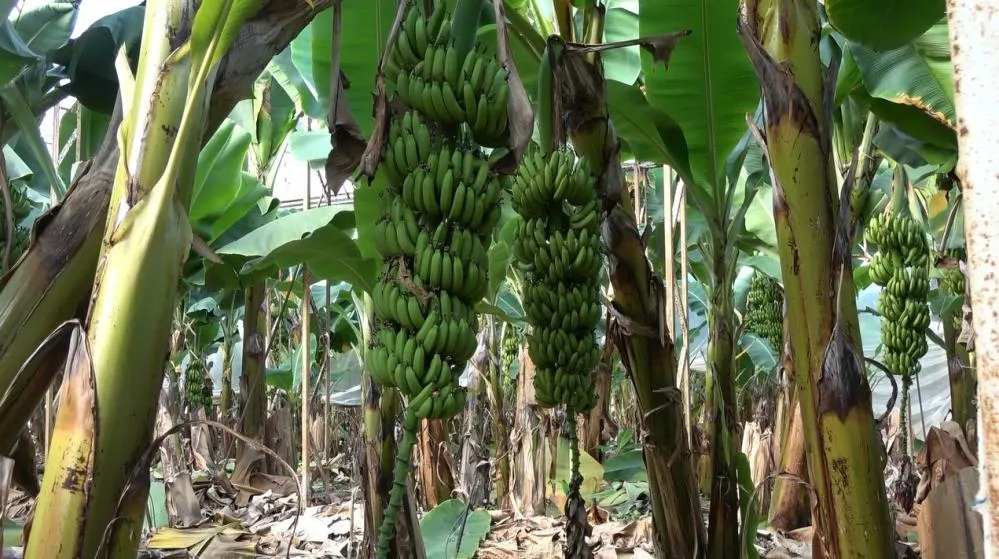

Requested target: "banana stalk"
[
  {"left": 27, "top": 1, "right": 259, "bottom": 556},
  {"left": 738, "top": 1, "right": 894, "bottom": 556},
  {"left": 767, "top": 316, "right": 810, "bottom": 532},
  {"left": 490, "top": 323, "right": 512, "bottom": 501},
  {"left": 547, "top": 36, "right": 706, "bottom": 557},
  {"left": 942, "top": 300, "right": 975, "bottom": 438},
  {"left": 239, "top": 281, "right": 268, "bottom": 450},
  {"left": 705, "top": 252, "right": 739, "bottom": 558}
]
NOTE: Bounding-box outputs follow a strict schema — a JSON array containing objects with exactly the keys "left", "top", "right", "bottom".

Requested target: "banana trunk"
[
  {"left": 0, "top": 139, "right": 116, "bottom": 453},
  {"left": 489, "top": 326, "right": 510, "bottom": 501},
  {"left": 767, "top": 398, "right": 811, "bottom": 530},
  {"left": 554, "top": 39, "right": 706, "bottom": 557},
  {"left": 942, "top": 303, "right": 975, "bottom": 439},
  {"left": 27, "top": 0, "right": 253, "bottom": 555},
  {"left": 739, "top": 1, "right": 894, "bottom": 556},
  {"left": 239, "top": 281, "right": 268, "bottom": 455},
  {"left": 705, "top": 255, "right": 739, "bottom": 558}
]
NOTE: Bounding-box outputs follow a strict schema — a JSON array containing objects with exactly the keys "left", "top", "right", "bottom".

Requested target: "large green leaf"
[
  {"left": 191, "top": 120, "right": 250, "bottom": 203},
  {"left": 291, "top": 332, "right": 318, "bottom": 390},
  {"left": 204, "top": 175, "right": 271, "bottom": 243},
  {"left": 57, "top": 101, "right": 110, "bottom": 183},
  {"left": 0, "top": 19, "right": 39, "bottom": 84},
  {"left": 602, "top": 0, "right": 640, "bottom": 85},
  {"left": 606, "top": 80, "right": 692, "bottom": 185},
  {"left": 217, "top": 206, "right": 377, "bottom": 291},
  {"left": 288, "top": 127, "right": 331, "bottom": 169},
  {"left": 603, "top": 449, "right": 647, "bottom": 483},
  {"left": 553, "top": 437, "right": 604, "bottom": 503},
  {"left": 255, "top": 74, "right": 299, "bottom": 169},
  {"left": 0, "top": 83, "right": 66, "bottom": 197},
  {"left": 640, "top": 0, "right": 759, "bottom": 200},
  {"left": 856, "top": 89, "right": 956, "bottom": 150},
  {"left": 873, "top": 121, "right": 956, "bottom": 170},
  {"left": 420, "top": 500, "right": 491, "bottom": 559},
  {"left": 290, "top": 1, "right": 396, "bottom": 135},
  {"left": 2, "top": 145, "right": 31, "bottom": 180},
  {"left": 826, "top": 0, "right": 944, "bottom": 52},
  {"left": 487, "top": 240, "right": 511, "bottom": 303},
  {"left": 849, "top": 22, "right": 955, "bottom": 136},
  {"left": 11, "top": 1, "right": 77, "bottom": 55},
  {"left": 267, "top": 46, "right": 323, "bottom": 119},
  {"left": 50, "top": 4, "right": 144, "bottom": 113},
  {"left": 189, "top": 0, "right": 264, "bottom": 69}
]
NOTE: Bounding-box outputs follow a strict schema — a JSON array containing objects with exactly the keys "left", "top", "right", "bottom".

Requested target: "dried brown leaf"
[
  {"left": 323, "top": 1, "right": 366, "bottom": 196},
  {"left": 565, "top": 30, "right": 692, "bottom": 74},
  {"left": 325, "top": 71, "right": 366, "bottom": 196},
  {"left": 358, "top": 1, "right": 409, "bottom": 178},
  {"left": 491, "top": 0, "right": 534, "bottom": 174}
]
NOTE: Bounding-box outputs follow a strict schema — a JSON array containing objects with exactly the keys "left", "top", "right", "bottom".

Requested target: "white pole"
[{"left": 946, "top": 2, "right": 999, "bottom": 552}]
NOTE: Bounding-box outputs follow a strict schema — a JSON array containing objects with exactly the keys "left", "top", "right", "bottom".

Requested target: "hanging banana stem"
[
  {"left": 375, "top": 407, "right": 420, "bottom": 556},
  {"left": 567, "top": 413, "right": 581, "bottom": 490},
  {"left": 866, "top": 194, "right": 930, "bottom": 459},
  {"left": 366, "top": 2, "right": 510, "bottom": 556},
  {"left": 563, "top": 411, "right": 593, "bottom": 558},
  {"left": 899, "top": 375, "right": 911, "bottom": 455}
]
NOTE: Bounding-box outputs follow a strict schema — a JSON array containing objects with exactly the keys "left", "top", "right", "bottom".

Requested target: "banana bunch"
[
  {"left": 372, "top": 4, "right": 513, "bottom": 556},
  {"left": 512, "top": 147, "right": 601, "bottom": 413},
  {"left": 867, "top": 212, "right": 929, "bottom": 282},
  {"left": 384, "top": 1, "right": 449, "bottom": 83},
  {"left": 502, "top": 325, "right": 520, "bottom": 374},
  {"left": 0, "top": 182, "right": 33, "bottom": 262},
  {"left": 389, "top": 3, "right": 510, "bottom": 147},
  {"left": 184, "top": 362, "right": 212, "bottom": 410},
  {"left": 512, "top": 149, "right": 597, "bottom": 218},
  {"left": 745, "top": 272, "right": 783, "bottom": 353},
  {"left": 522, "top": 281, "right": 602, "bottom": 333},
  {"left": 940, "top": 247, "right": 966, "bottom": 295},
  {"left": 867, "top": 211, "right": 930, "bottom": 377},
  {"left": 514, "top": 217, "right": 602, "bottom": 283},
  {"left": 368, "top": 128, "right": 503, "bottom": 414}
]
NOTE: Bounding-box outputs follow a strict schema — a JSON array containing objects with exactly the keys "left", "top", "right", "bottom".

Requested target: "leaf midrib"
[{"left": 699, "top": 0, "right": 720, "bottom": 201}]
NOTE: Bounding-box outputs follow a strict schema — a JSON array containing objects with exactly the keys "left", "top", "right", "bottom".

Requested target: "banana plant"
[
  {"left": 221, "top": 74, "right": 298, "bottom": 453},
  {"left": 638, "top": 0, "right": 761, "bottom": 551},
  {"left": 738, "top": 0, "right": 895, "bottom": 555},
  {"left": 26, "top": 1, "right": 268, "bottom": 556}
]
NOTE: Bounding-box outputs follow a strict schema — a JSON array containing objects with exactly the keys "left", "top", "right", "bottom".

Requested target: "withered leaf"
[{"left": 641, "top": 30, "right": 692, "bottom": 71}]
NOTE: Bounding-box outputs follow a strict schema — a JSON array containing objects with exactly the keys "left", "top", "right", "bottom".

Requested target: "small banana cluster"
[
  {"left": 867, "top": 212, "right": 930, "bottom": 377},
  {"left": 385, "top": 2, "right": 510, "bottom": 147},
  {"left": 940, "top": 247, "right": 966, "bottom": 295},
  {"left": 745, "top": 272, "right": 783, "bottom": 353},
  {"left": 184, "top": 362, "right": 212, "bottom": 410},
  {"left": 512, "top": 149, "right": 601, "bottom": 413},
  {"left": 502, "top": 325, "right": 520, "bottom": 374},
  {"left": 1, "top": 182, "right": 32, "bottom": 262}
]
